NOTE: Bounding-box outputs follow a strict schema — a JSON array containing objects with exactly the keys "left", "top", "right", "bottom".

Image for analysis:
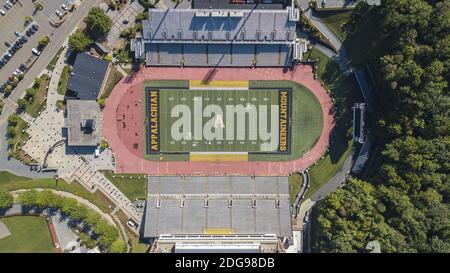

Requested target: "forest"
[{"left": 313, "top": 0, "right": 449, "bottom": 252}]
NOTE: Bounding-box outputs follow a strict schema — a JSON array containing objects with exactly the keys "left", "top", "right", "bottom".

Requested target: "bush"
[
  {"left": 110, "top": 239, "right": 127, "bottom": 253},
  {"left": 97, "top": 98, "right": 106, "bottom": 108},
  {"left": 17, "top": 98, "right": 29, "bottom": 110},
  {"left": 0, "top": 190, "right": 13, "bottom": 209}
]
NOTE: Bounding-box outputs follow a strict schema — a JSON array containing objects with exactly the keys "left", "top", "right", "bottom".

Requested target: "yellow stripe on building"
[
  {"left": 189, "top": 153, "right": 249, "bottom": 162},
  {"left": 203, "top": 228, "right": 235, "bottom": 235},
  {"left": 189, "top": 80, "right": 249, "bottom": 89}
]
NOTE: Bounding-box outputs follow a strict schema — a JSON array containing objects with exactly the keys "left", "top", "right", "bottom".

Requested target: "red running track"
[{"left": 103, "top": 65, "right": 334, "bottom": 176}]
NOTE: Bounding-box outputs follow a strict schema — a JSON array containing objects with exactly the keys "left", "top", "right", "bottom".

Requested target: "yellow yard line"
[
  {"left": 189, "top": 80, "right": 249, "bottom": 89},
  {"left": 189, "top": 153, "right": 249, "bottom": 162}
]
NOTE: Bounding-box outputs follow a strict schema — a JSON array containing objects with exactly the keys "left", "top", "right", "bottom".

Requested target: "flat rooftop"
[
  {"left": 143, "top": 176, "right": 292, "bottom": 238},
  {"left": 65, "top": 100, "right": 102, "bottom": 147},
  {"left": 142, "top": 8, "right": 296, "bottom": 44},
  {"left": 193, "top": 0, "right": 286, "bottom": 10}
]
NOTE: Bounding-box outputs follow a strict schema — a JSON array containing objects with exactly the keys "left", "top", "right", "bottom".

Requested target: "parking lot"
[{"left": 0, "top": 0, "right": 73, "bottom": 89}]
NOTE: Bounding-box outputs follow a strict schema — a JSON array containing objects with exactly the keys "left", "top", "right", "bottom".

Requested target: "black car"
[
  {"left": 4, "top": 41, "right": 10, "bottom": 47},
  {"left": 32, "top": 24, "right": 39, "bottom": 31},
  {"left": 20, "top": 36, "right": 27, "bottom": 43},
  {"left": 26, "top": 29, "right": 32, "bottom": 37},
  {"left": 19, "top": 64, "right": 27, "bottom": 71}
]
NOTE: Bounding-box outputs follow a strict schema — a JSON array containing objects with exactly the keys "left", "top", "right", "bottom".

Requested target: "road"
[{"left": 0, "top": 0, "right": 101, "bottom": 126}]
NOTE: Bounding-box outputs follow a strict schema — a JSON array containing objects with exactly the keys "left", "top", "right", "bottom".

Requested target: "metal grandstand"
[
  {"left": 130, "top": 5, "right": 307, "bottom": 67},
  {"left": 143, "top": 176, "right": 292, "bottom": 239}
]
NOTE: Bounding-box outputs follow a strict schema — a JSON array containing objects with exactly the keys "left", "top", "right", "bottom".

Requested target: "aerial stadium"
[{"left": 100, "top": 0, "right": 335, "bottom": 253}]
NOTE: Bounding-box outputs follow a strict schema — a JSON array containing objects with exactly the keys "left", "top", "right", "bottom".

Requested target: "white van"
[{"left": 32, "top": 48, "right": 41, "bottom": 56}]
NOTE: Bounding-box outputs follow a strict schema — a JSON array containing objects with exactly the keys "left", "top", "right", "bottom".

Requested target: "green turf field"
[
  {"left": 143, "top": 80, "right": 323, "bottom": 162},
  {"left": 0, "top": 216, "right": 55, "bottom": 253}
]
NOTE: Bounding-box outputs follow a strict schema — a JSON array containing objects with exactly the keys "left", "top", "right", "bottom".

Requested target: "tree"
[
  {"left": 100, "top": 139, "right": 109, "bottom": 150},
  {"left": 38, "top": 36, "right": 50, "bottom": 49},
  {"left": 84, "top": 7, "right": 112, "bottom": 36},
  {"left": 34, "top": 2, "right": 43, "bottom": 11},
  {"left": 6, "top": 126, "right": 16, "bottom": 138},
  {"left": 17, "top": 98, "right": 29, "bottom": 110},
  {"left": 97, "top": 98, "right": 106, "bottom": 108},
  {"left": 69, "top": 30, "right": 92, "bottom": 52},
  {"left": 94, "top": 219, "right": 118, "bottom": 247},
  {"left": 8, "top": 114, "right": 20, "bottom": 126},
  {"left": 110, "top": 239, "right": 127, "bottom": 253},
  {"left": 25, "top": 88, "right": 37, "bottom": 100},
  {"left": 0, "top": 191, "right": 13, "bottom": 209}
]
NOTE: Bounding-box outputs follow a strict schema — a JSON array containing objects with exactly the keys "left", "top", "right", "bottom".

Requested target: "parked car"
[
  {"left": 20, "top": 36, "right": 27, "bottom": 43},
  {"left": 32, "top": 47, "right": 41, "bottom": 56},
  {"left": 61, "top": 4, "right": 68, "bottom": 11},
  {"left": 31, "top": 24, "right": 39, "bottom": 32},
  {"left": 4, "top": 41, "right": 11, "bottom": 47},
  {"left": 19, "top": 63, "right": 27, "bottom": 71},
  {"left": 55, "top": 9, "right": 62, "bottom": 17},
  {"left": 14, "top": 30, "right": 20, "bottom": 37},
  {"left": 3, "top": 3, "right": 10, "bottom": 10},
  {"left": 0, "top": 9, "right": 5, "bottom": 15},
  {"left": 5, "top": 1, "right": 13, "bottom": 9}
]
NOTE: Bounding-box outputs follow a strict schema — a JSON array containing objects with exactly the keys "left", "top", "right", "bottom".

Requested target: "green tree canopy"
[
  {"left": 69, "top": 30, "right": 92, "bottom": 52},
  {"left": 84, "top": 7, "right": 112, "bottom": 36}
]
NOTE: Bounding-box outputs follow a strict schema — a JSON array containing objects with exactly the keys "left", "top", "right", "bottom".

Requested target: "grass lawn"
[
  {"left": 25, "top": 75, "right": 50, "bottom": 118},
  {"left": 304, "top": 47, "right": 334, "bottom": 82},
  {"left": 101, "top": 68, "right": 124, "bottom": 99},
  {"left": 129, "top": 232, "right": 147, "bottom": 253},
  {"left": 0, "top": 171, "right": 31, "bottom": 183},
  {"left": 46, "top": 46, "right": 65, "bottom": 71},
  {"left": 314, "top": 10, "right": 353, "bottom": 42},
  {"left": 289, "top": 173, "right": 303, "bottom": 205},
  {"left": 0, "top": 172, "right": 110, "bottom": 213},
  {"left": 102, "top": 171, "right": 147, "bottom": 201},
  {"left": 0, "top": 216, "right": 55, "bottom": 253},
  {"left": 304, "top": 139, "right": 352, "bottom": 200},
  {"left": 57, "top": 66, "right": 71, "bottom": 96},
  {"left": 301, "top": 41, "right": 361, "bottom": 201}
]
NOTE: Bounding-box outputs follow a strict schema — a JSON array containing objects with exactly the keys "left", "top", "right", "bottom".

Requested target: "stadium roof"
[
  {"left": 192, "top": 0, "right": 287, "bottom": 10},
  {"left": 142, "top": 8, "right": 296, "bottom": 44},
  {"left": 143, "top": 176, "right": 292, "bottom": 238},
  {"left": 67, "top": 53, "right": 110, "bottom": 100},
  {"left": 65, "top": 100, "right": 102, "bottom": 147}
]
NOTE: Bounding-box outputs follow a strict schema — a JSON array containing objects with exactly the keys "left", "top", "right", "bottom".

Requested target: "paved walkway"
[
  {"left": 0, "top": 122, "right": 53, "bottom": 178},
  {"left": 103, "top": 65, "right": 335, "bottom": 176}
]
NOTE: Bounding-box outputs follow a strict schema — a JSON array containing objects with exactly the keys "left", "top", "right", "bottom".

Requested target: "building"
[
  {"left": 65, "top": 100, "right": 102, "bottom": 147},
  {"left": 143, "top": 176, "right": 293, "bottom": 253},
  {"left": 353, "top": 103, "right": 365, "bottom": 144},
  {"left": 351, "top": 137, "right": 373, "bottom": 174},
  {"left": 67, "top": 53, "right": 110, "bottom": 100},
  {"left": 314, "top": 0, "right": 381, "bottom": 10},
  {"left": 193, "top": 0, "right": 288, "bottom": 10},
  {"left": 130, "top": 3, "right": 307, "bottom": 67}
]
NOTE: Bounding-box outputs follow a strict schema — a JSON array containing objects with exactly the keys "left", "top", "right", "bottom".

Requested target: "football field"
[{"left": 144, "top": 80, "right": 322, "bottom": 162}]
